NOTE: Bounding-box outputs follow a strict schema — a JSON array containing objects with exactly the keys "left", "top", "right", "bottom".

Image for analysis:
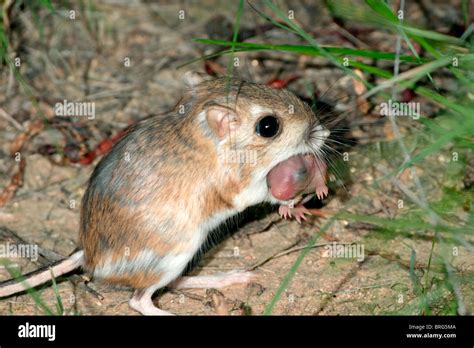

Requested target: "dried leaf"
[{"left": 0, "top": 158, "right": 26, "bottom": 207}]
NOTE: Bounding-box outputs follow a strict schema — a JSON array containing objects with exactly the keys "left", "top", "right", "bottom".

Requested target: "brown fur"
[
  {"left": 101, "top": 271, "right": 162, "bottom": 289},
  {"left": 79, "top": 78, "right": 318, "bottom": 288}
]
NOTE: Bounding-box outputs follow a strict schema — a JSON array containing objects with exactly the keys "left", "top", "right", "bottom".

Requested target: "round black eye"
[{"left": 256, "top": 115, "right": 280, "bottom": 138}]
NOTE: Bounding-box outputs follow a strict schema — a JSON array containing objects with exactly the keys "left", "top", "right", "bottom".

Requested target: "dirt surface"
[{"left": 0, "top": 0, "right": 472, "bottom": 315}]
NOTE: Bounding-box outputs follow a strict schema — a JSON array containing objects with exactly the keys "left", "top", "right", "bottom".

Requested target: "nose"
[{"left": 309, "top": 124, "right": 330, "bottom": 141}]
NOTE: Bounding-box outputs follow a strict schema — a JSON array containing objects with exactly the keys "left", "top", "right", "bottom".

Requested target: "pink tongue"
[{"left": 266, "top": 155, "right": 316, "bottom": 200}]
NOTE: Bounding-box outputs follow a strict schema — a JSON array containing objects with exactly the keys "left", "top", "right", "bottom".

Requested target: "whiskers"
[
  {"left": 305, "top": 108, "right": 359, "bottom": 194},
  {"left": 300, "top": 70, "right": 371, "bottom": 195},
  {"left": 306, "top": 132, "right": 351, "bottom": 194}
]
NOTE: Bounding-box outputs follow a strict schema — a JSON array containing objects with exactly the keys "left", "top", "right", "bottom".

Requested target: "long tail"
[{"left": 0, "top": 250, "right": 84, "bottom": 298}]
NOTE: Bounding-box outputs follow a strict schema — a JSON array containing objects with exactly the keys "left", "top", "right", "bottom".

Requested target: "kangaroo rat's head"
[{"left": 181, "top": 73, "right": 330, "bottom": 208}]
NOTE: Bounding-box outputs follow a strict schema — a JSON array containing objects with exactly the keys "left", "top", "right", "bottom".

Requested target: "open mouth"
[{"left": 266, "top": 153, "right": 322, "bottom": 201}]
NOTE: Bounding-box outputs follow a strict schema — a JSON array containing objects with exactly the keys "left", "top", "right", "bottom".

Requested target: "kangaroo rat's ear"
[
  {"left": 182, "top": 71, "right": 210, "bottom": 88},
  {"left": 205, "top": 104, "right": 240, "bottom": 139}
]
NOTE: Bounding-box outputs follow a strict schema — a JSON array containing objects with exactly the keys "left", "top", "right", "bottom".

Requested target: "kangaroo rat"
[{"left": 0, "top": 73, "right": 330, "bottom": 315}]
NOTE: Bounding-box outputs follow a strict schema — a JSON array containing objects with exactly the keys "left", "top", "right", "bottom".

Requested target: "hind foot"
[
  {"left": 129, "top": 287, "right": 173, "bottom": 316},
  {"left": 169, "top": 270, "right": 255, "bottom": 289}
]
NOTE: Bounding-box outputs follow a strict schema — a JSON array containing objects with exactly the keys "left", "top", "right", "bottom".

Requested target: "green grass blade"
[
  {"left": 408, "top": 249, "right": 431, "bottom": 315},
  {"left": 225, "top": 0, "right": 245, "bottom": 79},
  {"left": 193, "top": 39, "right": 425, "bottom": 63},
  {"left": 461, "top": 0, "right": 469, "bottom": 27},
  {"left": 337, "top": 211, "right": 470, "bottom": 234},
  {"left": 1, "top": 260, "right": 53, "bottom": 315},
  {"left": 263, "top": 0, "right": 371, "bottom": 89},
  {"left": 349, "top": 60, "right": 393, "bottom": 78},
  {"left": 409, "top": 249, "right": 421, "bottom": 294},
  {"left": 330, "top": 0, "right": 466, "bottom": 45},
  {"left": 365, "top": 0, "right": 398, "bottom": 22},
  {"left": 50, "top": 270, "right": 64, "bottom": 315},
  {"left": 362, "top": 55, "right": 454, "bottom": 98},
  {"left": 401, "top": 129, "right": 472, "bottom": 170}
]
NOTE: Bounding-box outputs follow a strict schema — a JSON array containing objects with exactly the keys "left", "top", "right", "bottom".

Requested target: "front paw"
[
  {"left": 315, "top": 185, "right": 328, "bottom": 200},
  {"left": 278, "top": 204, "right": 310, "bottom": 224}
]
